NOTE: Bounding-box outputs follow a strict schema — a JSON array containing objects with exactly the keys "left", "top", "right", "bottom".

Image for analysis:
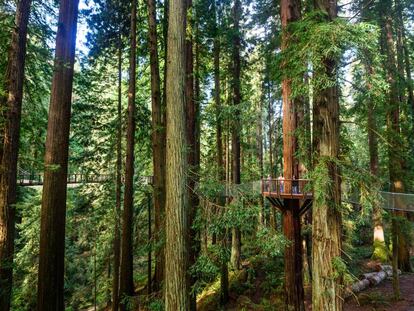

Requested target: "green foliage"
[
  {"left": 311, "top": 156, "right": 336, "bottom": 210},
  {"left": 331, "top": 256, "right": 355, "bottom": 286},
  {"left": 372, "top": 240, "right": 389, "bottom": 262},
  {"left": 280, "top": 11, "right": 381, "bottom": 98},
  {"left": 190, "top": 253, "right": 221, "bottom": 295},
  {"left": 255, "top": 227, "right": 286, "bottom": 258},
  {"left": 148, "top": 299, "right": 164, "bottom": 311}
]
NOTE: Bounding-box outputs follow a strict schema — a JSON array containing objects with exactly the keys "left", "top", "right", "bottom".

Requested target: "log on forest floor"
[{"left": 345, "top": 265, "right": 401, "bottom": 298}]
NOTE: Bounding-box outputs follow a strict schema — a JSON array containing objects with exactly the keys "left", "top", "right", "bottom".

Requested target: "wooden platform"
[
  {"left": 262, "top": 191, "right": 313, "bottom": 200},
  {"left": 261, "top": 178, "right": 313, "bottom": 215}
]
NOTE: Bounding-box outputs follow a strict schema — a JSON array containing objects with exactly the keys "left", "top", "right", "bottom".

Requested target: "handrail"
[
  {"left": 261, "top": 178, "right": 312, "bottom": 198},
  {"left": 17, "top": 173, "right": 153, "bottom": 186}
]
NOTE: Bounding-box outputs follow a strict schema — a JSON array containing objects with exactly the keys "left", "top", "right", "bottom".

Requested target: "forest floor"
[
  {"left": 344, "top": 273, "right": 414, "bottom": 311},
  {"left": 197, "top": 252, "right": 414, "bottom": 311}
]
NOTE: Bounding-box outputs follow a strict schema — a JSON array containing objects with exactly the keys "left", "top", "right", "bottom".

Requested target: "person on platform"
[
  {"left": 265, "top": 174, "right": 272, "bottom": 192},
  {"left": 292, "top": 174, "right": 299, "bottom": 194},
  {"left": 278, "top": 174, "right": 284, "bottom": 193}
]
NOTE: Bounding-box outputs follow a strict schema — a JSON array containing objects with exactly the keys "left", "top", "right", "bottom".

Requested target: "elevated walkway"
[{"left": 17, "top": 169, "right": 153, "bottom": 187}]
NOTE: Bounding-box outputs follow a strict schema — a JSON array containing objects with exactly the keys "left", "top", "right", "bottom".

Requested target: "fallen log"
[
  {"left": 351, "top": 279, "right": 371, "bottom": 293},
  {"left": 345, "top": 264, "right": 401, "bottom": 298},
  {"left": 363, "top": 270, "right": 387, "bottom": 285}
]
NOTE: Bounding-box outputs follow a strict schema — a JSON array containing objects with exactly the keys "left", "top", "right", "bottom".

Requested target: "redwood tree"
[
  {"left": 212, "top": 0, "right": 229, "bottom": 303},
  {"left": 185, "top": 0, "right": 200, "bottom": 309},
  {"left": 280, "top": 0, "right": 304, "bottom": 309},
  {"left": 112, "top": 29, "right": 123, "bottom": 311},
  {"left": 36, "top": 0, "right": 79, "bottom": 309},
  {"left": 378, "top": 0, "right": 412, "bottom": 273},
  {"left": 230, "top": 0, "right": 242, "bottom": 271},
  {"left": 119, "top": 0, "right": 137, "bottom": 307},
  {"left": 146, "top": 0, "right": 166, "bottom": 293},
  {"left": 0, "top": 0, "right": 32, "bottom": 309},
  {"left": 164, "top": 0, "right": 190, "bottom": 308},
  {"left": 311, "top": 0, "right": 343, "bottom": 310}
]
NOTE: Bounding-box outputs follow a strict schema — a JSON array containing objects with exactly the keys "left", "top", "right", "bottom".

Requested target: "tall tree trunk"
[
  {"left": 213, "top": 2, "right": 229, "bottom": 302},
  {"left": 112, "top": 35, "right": 123, "bottom": 311},
  {"left": 119, "top": 0, "right": 137, "bottom": 307},
  {"left": 280, "top": 0, "right": 304, "bottom": 309},
  {"left": 164, "top": 0, "right": 189, "bottom": 308},
  {"left": 311, "top": 1, "right": 343, "bottom": 310},
  {"left": 368, "top": 92, "right": 386, "bottom": 260},
  {"left": 230, "top": 0, "right": 242, "bottom": 271},
  {"left": 379, "top": 0, "right": 412, "bottom": 273},
  {"left": 147, "top": 195, "right": 152, "bottom": 295},
  {"left": 267, "top": 79, "right": 276, "bottom": 230},
  {"left": 185, "top": 1, "right": 200, "bottom": 309},
  {"left": 0, "top": 0, "right": 32, "bottom": 310},
  {"left": 146, "top": 0, "right": 166, "bottom": 293},
  {"left": 36, "top": 0, "right": 79, "bottom": 309},
  {"left": 359, "top": 0, "right": 387, "bottom": 260},
  {"left": 267, "top": 75, "right": 273, "bottom": 178},
  {"left": 365, "top": 61, "right": 386, "bottom": 261},
  {"left": 257, "top": 92, "right": 264, "bottom": 227}
]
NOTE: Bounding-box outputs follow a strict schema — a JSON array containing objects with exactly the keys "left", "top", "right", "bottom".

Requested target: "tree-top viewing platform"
[{"left": 261, "top": 178, "right": 313, "bottom": 199}]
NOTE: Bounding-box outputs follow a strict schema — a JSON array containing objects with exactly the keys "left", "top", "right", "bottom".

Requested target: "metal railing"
[
  {"left": 17, "top": 173, "right": 153, "bottom": 186},
  {"left": 261, "top": 178, "right": 312, "bottom": 198}
]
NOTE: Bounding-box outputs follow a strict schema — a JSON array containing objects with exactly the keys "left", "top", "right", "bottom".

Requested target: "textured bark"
[
  {"left": 267, "top": 78, "right": 273, "bottom": 177},
  {"left": 185, "top": 1, "right": 200, "bottom": 309},
  {"left": 36, "top": 0, "right": 79, "bottom": 309},
  {"left": 365, "top": 63, "right": 386, "bottom": 261},
  {"left": 214, "top": 9, "right": 223, "bottom": 187},
  {"left": 358, "top": 0, "right": 386, "bottom": 257},
  {"left": 280, "top": 0, "right": 304, "bottom": 309},
  {"left": 379, "top": 0, "right": 412, "bottom": 273},
  {"left": 257, "top": 95, "right": 264, "bottom": 227},
  {"left": 281, "top": 0, "right": 300, "bottom": 185},
  {"left": 304, "top": 212, "right": 312, "bottom": 281},
  {"left": 119, "top": 0, "right": 137, "bottom": 307},
  {"left": 212, "top": 3, "right": 229, "bottom": 302},
  {"left": 311, "top": 1, "right": 343, "bottom": 310},
  {"left": 112, "top": 37, "right": 122, "bottom": 311},
  {"left": 282, "top": 200, "right": 304, "bottom": 311},
  {"left": 230, "top": 0, "right": 242, "bottom": 271},
  {"left": 164, "top": 0, "right": 189, "bottom": 308},
  {"left": 0, "top": 0, "right": 31, "bottom": 310},
  {"left": 146, "top": 0, "right": 166, "bottom": 293},
  {"left": 391, "top": 216, "right": 400, "bottom": 300},
  {"left": 147, "top": 195, "right": 152, "bottom": 295}
]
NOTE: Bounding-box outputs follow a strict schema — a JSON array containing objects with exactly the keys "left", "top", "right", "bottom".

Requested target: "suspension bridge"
[{"left": 17, "top": 167, "right": 153, "bottom": 187}]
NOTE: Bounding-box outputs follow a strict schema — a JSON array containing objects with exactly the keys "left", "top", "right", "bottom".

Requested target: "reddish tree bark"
[
  {"left": 185, "top": 0, "right": 200, "bottom": 309},
  {"left": 111, "top": 32, "right": 123, "bottom": 311},
  {"left": 36, "top": 0, "right": 79, "bottom": 309},
  {"left": 119, "top": 0, "right": 137, "bottom": 308},
  {"left": 146, "top": 0, "right": 166, "bottom": 293},
  {"left": 230, "top": 0, "right": 242, "bottom": 271},
  {"left": 0, "top": 0, "right": 32, "bottom": 310},
  {"left": 280, "top": 0, "right": 304, "bottom": 309},
  {"left": 311, "top": 1, "right": 343, "bottom": 310},
  {"left": 379, "top": 0, "right": 412, "bottom": 273},
  {"left": 164, "top": 0, "right": 189, "bottom": 307}
]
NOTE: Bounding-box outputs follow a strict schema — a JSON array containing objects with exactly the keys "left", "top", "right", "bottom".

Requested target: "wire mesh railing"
[
  {"left": 261, "top": 178, "right": 312, "bottom": 198},
  {"left": 379, "top": 191, "right": 414, "bottom": 212},
  {"left": 17, "top": 171, "right": 153, "bottom": 186}
]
